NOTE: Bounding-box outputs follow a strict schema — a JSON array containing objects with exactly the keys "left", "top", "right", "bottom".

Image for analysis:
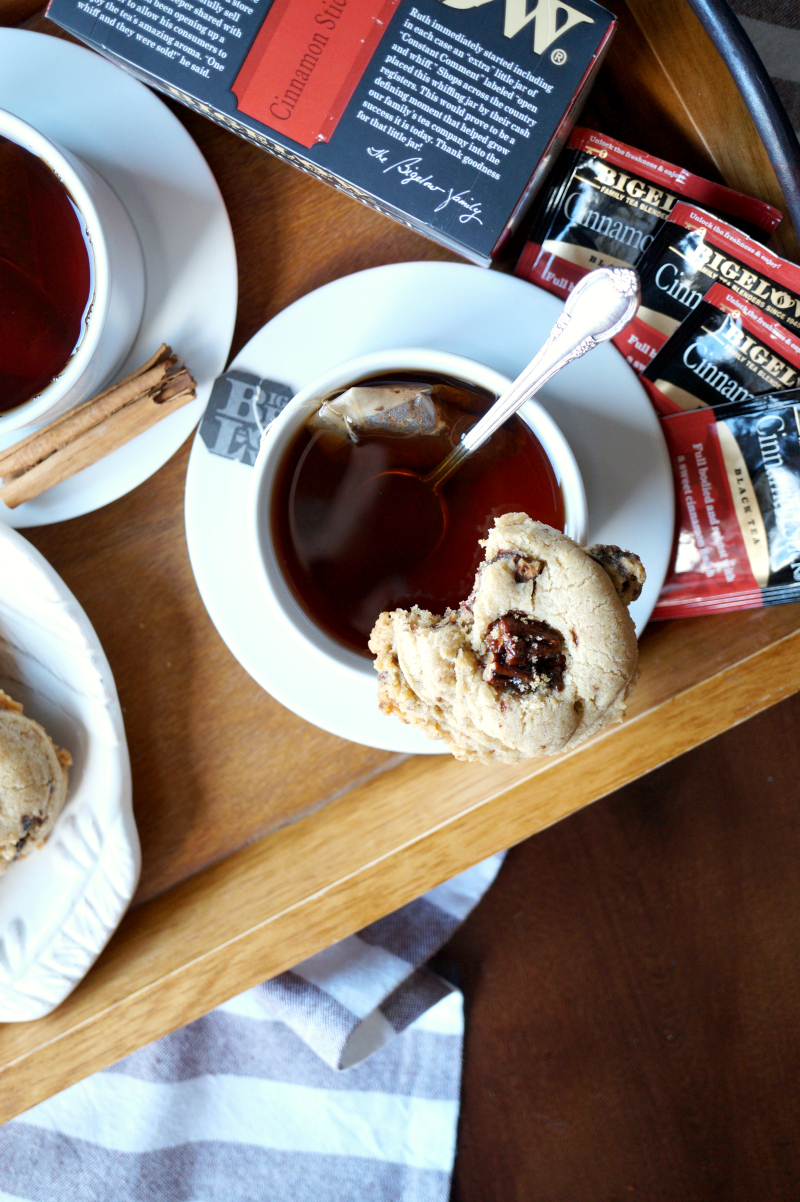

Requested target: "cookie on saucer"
[
  {"left": 0, "top": 689, "right": 72, "bottom": 873},
  {"left": 369, "top": 515, "right": 644, "bottom": 763}
]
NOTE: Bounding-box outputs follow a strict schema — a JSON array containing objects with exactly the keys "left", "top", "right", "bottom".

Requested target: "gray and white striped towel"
[{"left": 0, "top": 854, "right": 504, "bottom": 1201}]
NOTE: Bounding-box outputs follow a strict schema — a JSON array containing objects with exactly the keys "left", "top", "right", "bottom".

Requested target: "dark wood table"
[
  {"left": 2, "top": 1, "right": 800, "bottom": 1162},
  {"left": 447, "top": 688, "right": 800, "bottom": 1200}
]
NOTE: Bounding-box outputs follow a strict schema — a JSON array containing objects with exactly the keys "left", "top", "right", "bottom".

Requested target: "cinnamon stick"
[
  {"left": 0, "top": 346, "right": 176, "bottom": 478},
  {"left": 0, "top": 347, "right": 197, "bottom": 509},
  {"left": 0, "top": 385, "right": 195, "bottom": 508}
]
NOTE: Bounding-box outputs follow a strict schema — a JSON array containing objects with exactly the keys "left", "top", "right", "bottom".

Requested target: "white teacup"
[
  {"left": 0, "top": 108, "right": 145, "bottom": 436},
  {"left": 249, "top": 348, "right": 588, "bottom": 682}
]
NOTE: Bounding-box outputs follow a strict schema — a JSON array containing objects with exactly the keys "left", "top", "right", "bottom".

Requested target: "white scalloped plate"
[{"left": 0, "top": 525, "right": 137, "bottom": 1021}]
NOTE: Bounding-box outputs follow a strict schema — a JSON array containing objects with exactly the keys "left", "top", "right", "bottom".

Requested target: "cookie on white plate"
[
  {"left": 369, "top": 514, "right": 645, "bottom": 763},
  {"left": 0, "top": 689, "right": 72, "bottom": 872}
]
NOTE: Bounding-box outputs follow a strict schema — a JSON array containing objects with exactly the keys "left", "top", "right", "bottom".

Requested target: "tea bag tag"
[
  {"left": 252, "top": 384, "right": 268, "bottom": 439},
  {"left": 200, "top": 370, "right": 294, "bottom": 465}
]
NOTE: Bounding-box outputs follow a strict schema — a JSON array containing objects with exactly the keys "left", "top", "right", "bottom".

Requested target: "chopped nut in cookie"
[
  {"left": 483, "top": 613, "right": 566, "bottom": 693},
  {"left": 586, "top": 544, "right": 646, "bottom": 605}
]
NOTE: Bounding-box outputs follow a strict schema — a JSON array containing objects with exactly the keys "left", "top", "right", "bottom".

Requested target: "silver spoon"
[
  {"left": 426, "top": 265, "right": 641, "bottom": 490},
  {"left": 357, "top": 266, "right": 640, "bottom": 568}
]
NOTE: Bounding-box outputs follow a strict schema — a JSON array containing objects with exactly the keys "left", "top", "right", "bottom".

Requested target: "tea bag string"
[{"left": 252, "top": 384, "right": 268, "bottom": 439}]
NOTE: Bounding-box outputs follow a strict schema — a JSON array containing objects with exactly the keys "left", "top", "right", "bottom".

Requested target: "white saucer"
[
  {"left": 0, "top": 524, "right": 137, "bottom": 1021},
  {"left": 185, "top": 263, "right": 674, "bottom": 754},
  {"left": 0, "top": 29, "right": 237, "bottom": 529}
]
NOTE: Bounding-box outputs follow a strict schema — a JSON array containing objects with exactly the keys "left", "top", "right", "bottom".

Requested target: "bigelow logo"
[
  {"left": 200, "top": 371, "right": 294, "bottom": 466},
  {"left": 443, "top": 0, "right": 594, "bottom": 52}
]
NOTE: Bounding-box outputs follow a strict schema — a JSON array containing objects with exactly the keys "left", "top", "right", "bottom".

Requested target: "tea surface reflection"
[
  {"left": 0, "top": 135, "right": 92, "bottom": 413},
  {"left": 270, "top": 373, "right": 566, "bottom": 656}
]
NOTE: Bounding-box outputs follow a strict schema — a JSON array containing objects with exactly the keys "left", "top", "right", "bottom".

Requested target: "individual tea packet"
[
  {"left": 514, "top": 127, "right": 781, "bottom": 300},
  {"left": 615, "top": 202, "right": 800, "bottom": 373},
  {"left": 653, "top": 389, "right": 800, "bottom": 619},
  {"left": 642, "top": 283, "right": 800, "bottom": 418},
  {"left": 309, "top": 385, "right": 443, "bottom": 441}
]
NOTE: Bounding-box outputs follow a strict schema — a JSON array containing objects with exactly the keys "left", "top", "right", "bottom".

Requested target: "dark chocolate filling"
[
  {"left": 483, "top": 612, "right": 566, "bottom": 693},
  {"left": 14, "top": 813, "right": 45, "bottom": 857}
]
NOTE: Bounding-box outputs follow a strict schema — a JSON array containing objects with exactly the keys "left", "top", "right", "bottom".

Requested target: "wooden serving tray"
[{"left": 2, "top": 0, "right": 800, "bottom": 1122}]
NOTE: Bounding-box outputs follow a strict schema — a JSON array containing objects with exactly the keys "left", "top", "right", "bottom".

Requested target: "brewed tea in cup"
[
  {"left": 0, "top": 133, "right": 93, "bottom": 413},
  {"left": 249, "top": 349, "right": 587, "bottom": 679},
  {"left": 0, "top": 108, "right": 145, "bottom": 436},
  {"left": 270, "top": 371, "right": 567, "bottom": 656}
]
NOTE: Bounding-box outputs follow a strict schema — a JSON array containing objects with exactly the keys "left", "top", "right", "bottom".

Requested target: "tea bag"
[{"left": 309, "top": 385, "right": 444, "bottom": 441}]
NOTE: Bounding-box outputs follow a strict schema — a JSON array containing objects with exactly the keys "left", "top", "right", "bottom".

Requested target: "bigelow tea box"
[{"left": 46, "top": 0, "right": 615, "bottom": 264}]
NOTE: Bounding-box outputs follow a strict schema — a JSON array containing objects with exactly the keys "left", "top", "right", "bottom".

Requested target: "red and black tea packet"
[
  {"left": 654, "top": 389, "right": 800, "bottom": 619},
  {"left": 616, "top": 203, "right": 800, "bottom": 373},
  {"left": 514, "top": 128, "right": 781, "bottom": 299},
  {"left": 642, "top": 283, "right": 800, "bottom": 418}
]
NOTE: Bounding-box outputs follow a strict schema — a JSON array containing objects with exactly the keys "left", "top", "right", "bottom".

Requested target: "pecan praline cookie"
[
  {"left": 0, "top": 689, "right": 72, "bottom": 873},
  {"left": 369, "top": 514, "right": 645, "bottom": 764}
]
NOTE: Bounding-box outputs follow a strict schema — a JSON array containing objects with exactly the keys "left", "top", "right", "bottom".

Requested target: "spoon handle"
[{"left": 425, "top": 266, "right": 640, "bottom": 491}]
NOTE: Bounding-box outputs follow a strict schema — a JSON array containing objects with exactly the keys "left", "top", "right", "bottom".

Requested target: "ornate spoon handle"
[{"left": 425, "top": 266, "right": 640, "bottom": 491}]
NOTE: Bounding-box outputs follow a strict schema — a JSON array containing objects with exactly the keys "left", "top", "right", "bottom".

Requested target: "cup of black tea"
[
  {"left": 248, "top": 348, "right": 587, "bottom": 681},
  {"left": 0, "top": 108, "right": 145, "bottom": 434}
]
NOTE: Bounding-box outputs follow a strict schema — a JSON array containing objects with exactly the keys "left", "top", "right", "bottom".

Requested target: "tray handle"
[{"left": 687, "top": 0, "right": 800, "bottom": 240}]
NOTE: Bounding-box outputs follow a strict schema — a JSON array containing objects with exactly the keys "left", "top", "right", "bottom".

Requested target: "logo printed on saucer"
[{"left": 200, "top": 370, "right": 294, "bottom": 465}]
